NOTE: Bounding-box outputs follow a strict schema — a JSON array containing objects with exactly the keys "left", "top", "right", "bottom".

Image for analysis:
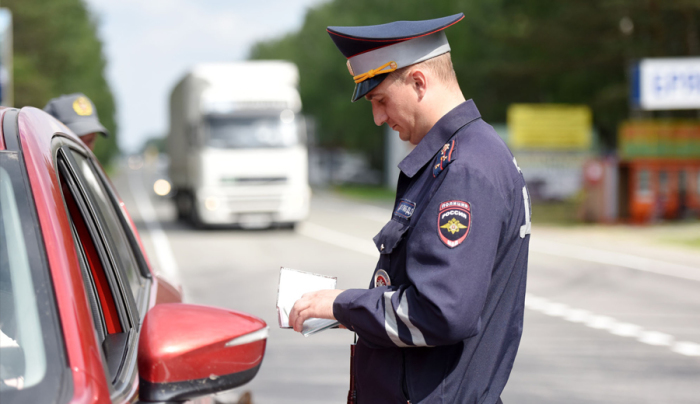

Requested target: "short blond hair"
[{"left": 390, "top": 52, "right": 458, "bottom": 86}]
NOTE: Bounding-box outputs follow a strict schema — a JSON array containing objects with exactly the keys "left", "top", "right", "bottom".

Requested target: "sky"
[{"left": 84, "top": 0, "right": 327, "bottom": 153}]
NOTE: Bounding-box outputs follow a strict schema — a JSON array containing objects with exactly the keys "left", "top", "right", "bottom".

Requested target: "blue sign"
[{"left": 632, "top": 57, "right": 700, "bottom": 110}]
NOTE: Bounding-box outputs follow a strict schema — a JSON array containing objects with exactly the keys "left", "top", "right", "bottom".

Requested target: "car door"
[
  {"left": 0, "top": 130, "right": 71, "bottom": 404},
  {"left": 54, "top": 137, "right": 151, "bottom": 403}
]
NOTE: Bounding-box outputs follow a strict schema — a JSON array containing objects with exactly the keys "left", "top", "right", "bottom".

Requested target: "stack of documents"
[{"left": 277, "top": 267, "right": 340, "bottom": 336}]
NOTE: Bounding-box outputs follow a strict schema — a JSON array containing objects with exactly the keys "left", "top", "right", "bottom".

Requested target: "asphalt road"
[{"left": 113, "top": 158, "right": 700, "bottom": 404}]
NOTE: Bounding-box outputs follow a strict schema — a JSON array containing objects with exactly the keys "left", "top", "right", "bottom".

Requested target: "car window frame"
[
  {"left": 0, "top": 110, "right": 72, "bottom": 404},
  {"left": 68, "top": 217, "right": 108, "bottom": 344},
  {"left": 88, "top": 155, "right": 152, "bottom": 320},
  {"left": 58, "top": 156, "right": 124, "bottom": 336},
  {"left": 52, "top": 138, "right": 144, "bottom": 401},
  {"left": 65, "top": 149, "right": 146, "bottom": 312},
  {"left": 57, "top": 155, "right": 132, "bottom": 333}
]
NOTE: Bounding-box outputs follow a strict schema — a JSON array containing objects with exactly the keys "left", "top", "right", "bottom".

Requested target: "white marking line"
[
  {"left": 127, "top": 170, "right": 181, "bottom": 286},
  {"left": 298, "top": 219, "right": 700, "bottom": 357},
  {"left": 673, "top": 342, "right": 700, "bottom": 356},
  {"left": 346, "top": 205, "right": 700, "bottom": 283},
  {"left": 352, "top": 204, "right": 393, "bottom": 223},
  {"left": 531, "top": 238, "right": 700, "bottom": 282},
  {"left": 296, "top": 222, "right": 377, "bottom": 258},
  {"left": 525, "top": 294, "right": 700, "bottom": 357}
]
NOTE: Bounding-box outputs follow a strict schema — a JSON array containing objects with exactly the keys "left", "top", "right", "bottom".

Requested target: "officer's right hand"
[{"left": 289, "top": 289, "right": 344, "bottom": 333}]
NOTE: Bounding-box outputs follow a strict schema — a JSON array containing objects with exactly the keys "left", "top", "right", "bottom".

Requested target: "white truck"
[{"left": 166, "top": 61, "right": 310, "bottom": 228}]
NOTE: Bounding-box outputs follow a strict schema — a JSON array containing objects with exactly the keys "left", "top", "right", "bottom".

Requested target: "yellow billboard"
[{"left": 508, "top": 104, "right": 592, "bottom": 150}]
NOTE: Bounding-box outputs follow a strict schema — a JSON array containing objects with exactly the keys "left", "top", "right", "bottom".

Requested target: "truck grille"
[
  {"left": 225, "top": 194, "right": 283, "bottom": 212},
  {"left": 221, "top": 177, "right": 287, "bottom": 186}
]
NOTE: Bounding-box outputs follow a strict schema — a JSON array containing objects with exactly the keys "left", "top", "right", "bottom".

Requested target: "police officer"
[
  {"left": 289, "top": 13, "right": 531, "bottom": 404},
  {"left": 44, "top": 93, "right": 109, "bottom": 150}
]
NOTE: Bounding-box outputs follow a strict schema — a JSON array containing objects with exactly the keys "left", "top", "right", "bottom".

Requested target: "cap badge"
[
  {"left": 73, "top": 96, "right": 93, "bottom": 116},
  {"left": 437, "top": 200, "right": 471, "bottom": 248},
  {"left": 353, "top": 61, "right": 398, "bottom": 84},
  {"left": 374, "top": 269, "right": 391, "bottom": 287}
]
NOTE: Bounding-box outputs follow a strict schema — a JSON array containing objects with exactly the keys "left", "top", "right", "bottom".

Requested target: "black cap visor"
[
  {"left": 352, "top": 74, "right": 389, "bottom": 102},
  {"left": 66, "top": 119, "right": 109, "bottom": 138}
]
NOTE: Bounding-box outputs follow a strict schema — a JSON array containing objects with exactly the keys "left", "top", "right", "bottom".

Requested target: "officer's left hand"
[{"left": 289, "top": 289, "right": 345, "bottom": 333}]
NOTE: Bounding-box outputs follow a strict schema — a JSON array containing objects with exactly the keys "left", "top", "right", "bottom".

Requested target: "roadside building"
[{"left": 618, "top": 121, "right": 700, "bottom": 223}]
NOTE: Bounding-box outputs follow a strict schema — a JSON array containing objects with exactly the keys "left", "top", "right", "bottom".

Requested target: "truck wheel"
[
  {"left": 278, "top": 222, "right": 297, "bottom": 231},
  {"left": 175, "top": 191, "right": 189, "bottom": 221},
  {"left": 188, "top": 194, "right": 203, "bottom": 229}
]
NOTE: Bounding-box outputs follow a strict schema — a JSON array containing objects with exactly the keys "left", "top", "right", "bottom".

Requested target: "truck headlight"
[
  {"left": 153, "top": 179, "right": 172, "bottom": 196},
  {"left": 205, "top": 197, "right": 220, "bottom": 211}
]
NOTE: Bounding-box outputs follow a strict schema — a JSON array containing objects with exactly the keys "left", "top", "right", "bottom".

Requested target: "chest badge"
[
  {"left": 374, "top": 269, "right": 391, "bottom": 287},
  {"left": 438, "top": 200, "right": 471, "bottom": 248}
]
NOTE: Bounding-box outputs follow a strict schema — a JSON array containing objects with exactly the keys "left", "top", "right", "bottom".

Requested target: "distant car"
[{"left": 0, "top": 107, "right": 267, "bottom": 404}]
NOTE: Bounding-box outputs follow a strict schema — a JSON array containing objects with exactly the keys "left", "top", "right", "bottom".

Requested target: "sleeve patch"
[
  {"left": 394, "top": 199, "right": 416, "bottom": 219},
  {"left": 438, "top": 200, "right": 471, "bottom": 248}
]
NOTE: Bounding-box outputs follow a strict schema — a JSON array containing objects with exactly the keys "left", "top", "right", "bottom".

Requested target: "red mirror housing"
[{"left": 138, "top": 303, "right": 267, "bottom": 402}]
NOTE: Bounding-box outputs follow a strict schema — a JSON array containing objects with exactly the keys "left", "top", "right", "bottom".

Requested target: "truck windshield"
[{"left": 206, "top": 115, "right": 299, "bottom": 149}]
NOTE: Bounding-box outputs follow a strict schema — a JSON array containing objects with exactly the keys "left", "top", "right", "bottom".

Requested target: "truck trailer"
[{"left": 167, "top": 61, "right": 310, "bottom": 228}]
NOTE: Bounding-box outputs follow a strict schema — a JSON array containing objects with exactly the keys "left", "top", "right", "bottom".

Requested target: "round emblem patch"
[
  {"left": 438, "top": 200, "right": 471, "bottom": 248},
  {"left": 73, "top": 96, "right": 93, "bottom": 116},
  {"left": 374, "top": 269, "right": 391, "bottom": 287}
]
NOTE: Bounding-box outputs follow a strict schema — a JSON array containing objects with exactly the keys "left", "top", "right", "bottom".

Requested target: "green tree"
[
  {"left": 251, "top": 0, "right": 700, "bottom": 165},
  {"left": 4, "top": 0, "right": 117, "bottom": 164}
]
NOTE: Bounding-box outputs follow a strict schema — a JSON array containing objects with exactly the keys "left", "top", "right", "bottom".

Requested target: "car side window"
[
  {"left": 68, "top": 150, "right": 146, "bottom": 308},
  {"left": 56, "top": 147, "right": 142, "bottom": 392},
  {"left": 57, "top": 155, "right": 131, "bottom": 378},
  {"left": 60, "top": 173, "right": 114, "bottom": 342}
]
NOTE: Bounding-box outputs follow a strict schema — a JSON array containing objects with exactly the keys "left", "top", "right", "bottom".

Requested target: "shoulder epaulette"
[{"left": 433, "top": 139, "right": 456, "bottom": 177}]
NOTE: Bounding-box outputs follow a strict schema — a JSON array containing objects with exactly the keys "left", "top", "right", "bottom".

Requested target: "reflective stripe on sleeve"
[
  {"left": 383, "top": 292, "right": 409, "bottom": 347},
  {"left": 397, "top": 295, "right": 430, "bottom": 347}
]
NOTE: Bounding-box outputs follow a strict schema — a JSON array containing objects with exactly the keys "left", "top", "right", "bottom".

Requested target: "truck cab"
[{"left": 167, "top": 62, "right": 311, "bottom": 228}]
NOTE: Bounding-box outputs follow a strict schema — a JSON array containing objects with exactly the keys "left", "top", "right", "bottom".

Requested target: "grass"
[
  {"left": 334, "top": 185, "right": 585, "bottom": 226},
  {"left": 531, "top": 200, "right": 582, "bottom": 225},
  {"left": 670, "top": 238, "right": 700, "bottom": 249}
]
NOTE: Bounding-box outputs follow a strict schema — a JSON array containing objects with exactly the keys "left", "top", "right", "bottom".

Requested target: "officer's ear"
[{"left": 408, "top": 69, "right": 428, "bottom": 102}]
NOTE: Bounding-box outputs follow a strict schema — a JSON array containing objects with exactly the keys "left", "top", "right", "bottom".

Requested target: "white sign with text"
[{"left": 637, "top": 57, "right": 700, "bottom": 110}]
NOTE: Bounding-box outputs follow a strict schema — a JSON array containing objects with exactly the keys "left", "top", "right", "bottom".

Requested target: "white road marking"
[
  {"left": 672, "top": 342, "right": 700, "bottom": 356},
  {"left": 298, "top": 219, "right": 700, "bottom": 357},
  {"left": 296, "top": 222, "right": 377, "bottom": 258},
  {"left": 563, "top": 309, "right": 592, "bottom": 323},
  {"left": 609, "top": 323, "right": 643, "bottom": 338},
  {"left": 127, "top": 170, "right": 181, "bottom": 287},
  {"left": 530, "top": 238, "right": 700, "bottom": 282},
  {"left": 542, "top": 303, "right": 569, "bottom": 317},
  {"left": 526, "top": 293, "right": 700, "bottom": 357},
  {"left": 585, "top": 315, "right": 616, "bottom": 330},
  {"left": 347, "top": 204, "right": 700, "bottom": 283},
  {"left": 352, "top": 204, "right": 393, "bottom": 224},
  {"left": 639, "top": 331, "right": 674, "bottom": 346}
]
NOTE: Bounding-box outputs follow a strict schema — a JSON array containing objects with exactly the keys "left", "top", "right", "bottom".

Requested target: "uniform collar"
[{"left": 398, "top": 99, "right": 481, "bottom": 178}]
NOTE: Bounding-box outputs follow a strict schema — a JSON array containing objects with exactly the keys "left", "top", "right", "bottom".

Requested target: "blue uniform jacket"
[{"left": 333, "top": 100, "right": 530, "bottom": 404}]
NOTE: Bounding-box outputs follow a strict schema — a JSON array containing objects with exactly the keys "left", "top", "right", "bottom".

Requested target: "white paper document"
[{"left": 277, "top": 267, "right": 340, "bottom": 336}]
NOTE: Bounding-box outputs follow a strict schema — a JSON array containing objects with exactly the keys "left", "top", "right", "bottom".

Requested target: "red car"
[{"left": 0, "top": 106, "right": 267, "bottom": 403}]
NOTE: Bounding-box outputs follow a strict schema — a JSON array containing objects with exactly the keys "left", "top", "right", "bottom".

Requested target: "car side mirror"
[{"left": 137, "top": 303, "right": 267, "bottom": 403}]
